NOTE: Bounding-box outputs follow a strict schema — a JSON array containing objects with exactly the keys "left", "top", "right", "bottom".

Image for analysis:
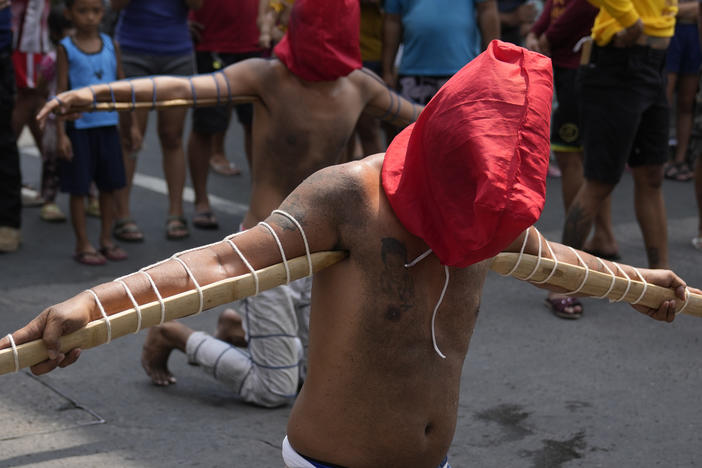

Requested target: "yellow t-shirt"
[
  {"left": 588, "top": 0, "right": 678, "bottom": 45},
  {"left": 360, "top": 3, "right": 383, "bottom": 62}
]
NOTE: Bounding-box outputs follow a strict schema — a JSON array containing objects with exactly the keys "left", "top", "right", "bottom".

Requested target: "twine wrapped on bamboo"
[{"left": 1, "top": 250, "right": 698, "bottom": 376}]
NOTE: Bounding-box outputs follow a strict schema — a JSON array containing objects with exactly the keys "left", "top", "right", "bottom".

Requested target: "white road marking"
[{"left": 19, "top": 143, "right": 249, "bottom": 217}]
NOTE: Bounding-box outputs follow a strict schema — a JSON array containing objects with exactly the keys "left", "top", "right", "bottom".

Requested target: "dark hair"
[
  {"left": 64, "top": 0, "right": 75, "bottom": 7},
  {"left": 48, "top": 5, "right": 72, "bottom": 45}
]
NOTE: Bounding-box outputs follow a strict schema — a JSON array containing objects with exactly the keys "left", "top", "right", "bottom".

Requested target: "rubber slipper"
[
  {"left": 210, "top": 159, "right": 242, "bottom": 176},
  {"left": 166, "top": 216, "right": 189, "bottom": 240},
  {"left": 692, "top": 237, "right": 702, "bottom": 250},
  {"left": 40, "top": 203, "right": 67, "bottom": 222},
  {"left": 193, "top": 211, "right": 219, "bottom": 230},
  {"left": 544, "top": 297, "right": 583, "bottom": 320},
  {"left": 74, "top": 250, "right": 107, "bottom": 266},
  {"left": 113, "top": 218, "right": 144, "bottom": 243},
  {"left": 99, "top": 244, "right": 128, "bottom": 261}
]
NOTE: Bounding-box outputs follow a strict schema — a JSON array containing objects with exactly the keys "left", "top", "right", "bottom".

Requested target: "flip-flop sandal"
[
  {"left": 74, "top": 250, "right": 107, "bottom": 266},
  {"left": 113, "top": 218, "right": 144, "bottom": 243},
  {"left": 544, "top": 297, "right": 583, "bottom": 320},
  {"left": 664, "top": 162, "right": 694, "bottom": 182},
  {"left": 209, "top": 159, "right": 242, "bottom": 176},
  {"left": 166, "top": 216, "right": 189, "bottom": 240},
  {"left": 692, "top": 237, "right": 702, "bottom": 250},
  {"left": 40, "top": 203, "right": 67, "bottom": 222},
  {"left": 193, "top": 211, "right": 219, "bottom": 230},
  {"left": 100, "top": 244, "right": 128, "bottom": 261}
]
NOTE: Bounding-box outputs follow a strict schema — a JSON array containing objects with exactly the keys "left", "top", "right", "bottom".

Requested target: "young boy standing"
[{"left": 57, "top": 0, "right": 127, "bottom": 265}]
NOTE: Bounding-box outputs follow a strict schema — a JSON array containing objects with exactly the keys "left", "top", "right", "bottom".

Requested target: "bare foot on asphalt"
[{"left": 142, "top": 325, "right": 178, "bottom": 386}]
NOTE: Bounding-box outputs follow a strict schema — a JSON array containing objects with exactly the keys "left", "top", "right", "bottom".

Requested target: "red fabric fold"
[
  {"left": 381, "top": 40, "right": 554, "bottom": 267},
  {"left": 273, "top": 0, "right": 362, "bottom": 82}
]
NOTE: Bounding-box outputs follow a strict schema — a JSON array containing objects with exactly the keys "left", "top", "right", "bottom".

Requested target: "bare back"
[
  {"left": 281, "top": 155, "right": 491, "bottom": 467},
  {"left": 243, "top": 60, "right": 374, "bottom": 228}
]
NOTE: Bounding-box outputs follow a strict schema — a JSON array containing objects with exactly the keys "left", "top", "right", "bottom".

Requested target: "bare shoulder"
[{"left": 348, "top": 67, "right": 386, "bottom": 95}]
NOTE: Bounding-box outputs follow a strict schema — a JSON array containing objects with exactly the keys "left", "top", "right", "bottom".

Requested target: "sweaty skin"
[{"left": 0, "top": 155, "right": 687, "bottom": 467}]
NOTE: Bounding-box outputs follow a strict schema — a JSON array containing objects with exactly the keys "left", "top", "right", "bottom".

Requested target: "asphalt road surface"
[{"left": 1, "top": 118, "right": 701, "bottom": 468}]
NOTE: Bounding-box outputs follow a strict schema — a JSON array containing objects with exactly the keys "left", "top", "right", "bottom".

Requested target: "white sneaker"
[{"left": 0, "top": 227, "right": 21, "bottom": 252}]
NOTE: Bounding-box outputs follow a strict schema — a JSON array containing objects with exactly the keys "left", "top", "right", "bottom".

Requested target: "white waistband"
[{"left": 282, "top": 436, "right": 316, "bottom": 468}]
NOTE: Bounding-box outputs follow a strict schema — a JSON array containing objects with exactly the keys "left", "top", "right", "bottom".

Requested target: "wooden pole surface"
[
  {"left": 1, "top": 250, "right": 699, "bottom": 376},
  {"left": 57, "top": 97, "right": 259, "bottom": 115},
  {"left": 0, "top": 251, "right": 345, "bottom": 376},
  {"left": 491, "top": 252, "right": 702, "bottom": 317}
]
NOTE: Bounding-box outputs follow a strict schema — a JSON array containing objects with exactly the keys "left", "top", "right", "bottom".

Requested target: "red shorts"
[{"left": 12, "top": 50, "right": 46, "bottom": 89}]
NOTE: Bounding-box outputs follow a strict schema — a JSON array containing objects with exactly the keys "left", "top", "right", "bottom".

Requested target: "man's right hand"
[
  {"left": 37, "top": 89, "right": 94, "bottom": 128},
  {"left": 0, "top": 293, "right": 94, "bottom": 375},
  {"left": 613, "top": 18, "right": 644, "bottom": 47}
]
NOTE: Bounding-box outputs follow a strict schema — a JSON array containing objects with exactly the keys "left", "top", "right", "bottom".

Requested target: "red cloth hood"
[
  {"left": 273, "top": 0, "right": 362, "bottom": 81},
  {"left": 381, "top": 40, "right": 553, "bottom": 268}
]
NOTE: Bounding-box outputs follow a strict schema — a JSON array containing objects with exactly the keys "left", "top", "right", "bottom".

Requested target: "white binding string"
[
  {"left": 631, "top": 268, "right": 649, "bottom": 305},
  {"left": 225, "top": 234, "right": 260, "bottom": 295},
  {"left": 593, "top": 257, "right": 617, "bottom": 299},
  {"left": 259, "top": 221, "right": 291, "bottom": 284},
  {"left": 6, "top": 334, "right": 19, "bottom": 372},
  {"left": 116, "top": 279, "right": 142, "bottom": 333},
  {"left": 85, "top": 289, "right": 111, "bottom": 344},
  {"left": 171, "top": 254, "right": 204, "bottom": 315},
  {"left": 139, "top": 269, "right": 167, "bottom": 324},
  {"left": 430, "top": 265, "right": 450, "bottom": 359},
  {"left": 611, "top": 263, "right": 632, "bottom": 302},
  {"left": 405, "top": 249, "right": 432, "bottom": 267},
  {"left": 565, "top": 247, "right": 590, "bottom": 296},
  {"left": 405, "top": 250, "right": 448, "bottom": 359},
  {"left": 502, "top": 229, "right": 530, "bottom": 277},
  {"left": 532, "top": 238, "right": 559, "bottom": 285},
  {"left": 523, "top": 228, "right": 543, "bottom": 281},
  {"left": 272, "top": 209, "right": 313, "bottom": 277},
  {"left": 676, "top": 288, "right": 691, "bottom": 315}
]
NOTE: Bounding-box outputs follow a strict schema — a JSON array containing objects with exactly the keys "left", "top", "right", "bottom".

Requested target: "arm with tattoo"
[{"left": 360, "top": 68, "right": 424, "bottom": 128}]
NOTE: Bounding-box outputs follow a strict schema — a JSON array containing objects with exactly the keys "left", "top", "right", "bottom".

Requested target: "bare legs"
[
  {"left": 665, "top": 72, "right": 698, "bottom": 180},
  {"left": 141, "top": 308, "right": 246, "bottom": 386},
  {"left": 116, "top": 107, "right": 188, "bottom": 238}
]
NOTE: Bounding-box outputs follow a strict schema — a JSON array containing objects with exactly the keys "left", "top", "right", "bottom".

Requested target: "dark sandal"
[
  {"left": 166, "top": 216, "right": 189, "bottom": 240},
  {"left": 193, "top": 211, "right": 219, "bottom": 230},
  {"left": 544, "top": 297, "right": 583, "bottom": 320},
  {"left": 664, "top": 162, "right": 693, "bottom": 182},
  {"left": 99, "top": 244, "right": 128, "bottom": 261},
  {"left": 113, "top": 218, "right": 144, "bottom": 243},
  {"left": 73, "top": 250, "right": 107, "bottom": 266}
]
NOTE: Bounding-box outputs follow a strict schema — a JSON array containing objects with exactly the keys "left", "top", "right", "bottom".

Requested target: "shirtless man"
[
  {"left": 14, "top": 41, "right": 688, "bottom": 467},
  {"left": 37, "top": 0, "right": 422, "bottom": 408}
]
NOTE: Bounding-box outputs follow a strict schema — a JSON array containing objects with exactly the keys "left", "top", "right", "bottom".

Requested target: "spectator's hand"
[
  {"left": 37, "top": 89, "right": 93, "bottom": 127},
  {"left": 613, "top": 18, "right": 644, "bottom": 47},
  {"left": 538, "top": 34, "right": 551, "bottom": 56},
  {"left": 525, "top": 32, "right": 540, "bottom": 53},
  {"left": 188, "top": 20, "right": 204, "bottom": 43},
  {"left": 630, "top": 268, "right": 688, "bottom": 322},
  {"left": 517, "top": 2, "right": 537, "bottom": 23},
  {"left": 0, "top": 293, "right": 93, "bottom": 375},
  {"left": 58, "top": 134, "right": 73, "bottom": 161}
]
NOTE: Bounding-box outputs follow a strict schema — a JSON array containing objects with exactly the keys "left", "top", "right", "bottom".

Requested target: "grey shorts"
[{"left": 120, "top": 49, "right": 195, "bottom": 78}]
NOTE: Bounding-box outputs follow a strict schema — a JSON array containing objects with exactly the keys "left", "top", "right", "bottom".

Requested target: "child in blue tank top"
[{"left": 56, "top": 0, "right": 129, "bottom": 265}]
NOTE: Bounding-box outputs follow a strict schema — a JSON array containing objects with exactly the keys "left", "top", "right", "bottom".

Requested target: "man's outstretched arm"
[
  {"left": 0, "top": 164, "right": 351, "bottom": 375},
  {"left": 360, "top": 68, "right": 424, "bottom": 128},
  {"left": 503, "top": 227, "right": 691, "bottom": 322},
  {"left": 36, "top": 58, "right": 270, "bottom": 125}
]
